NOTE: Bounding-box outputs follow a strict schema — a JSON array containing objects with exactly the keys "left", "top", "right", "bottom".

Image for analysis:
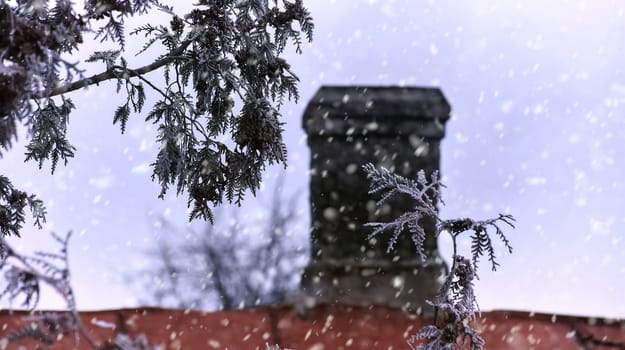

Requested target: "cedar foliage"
[
  {"left": 0, "top": 0, "right": 314, "bottom": 237},
  {"left": 363, "top": 163, "right": 515, "bottom": 350}
]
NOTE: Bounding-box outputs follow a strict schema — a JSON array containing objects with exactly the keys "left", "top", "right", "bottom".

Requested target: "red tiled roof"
[{"left": 2, "top": 305, "right": 624, "bottom": 349}]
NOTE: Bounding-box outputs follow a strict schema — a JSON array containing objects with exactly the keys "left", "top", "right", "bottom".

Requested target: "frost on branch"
[
  {"left": 0, "top": 232, "right": 74, "bottom": 311},
  {"left": 410, "top": 257, "right": 485, "bottom": 350},
  {"left": 363, "top": 163, "right": 515, "bottom": 350},
  {"left": 24, "top": 97, "right": 77, "bottom": 174},
  {"left": 0, "top": 175, "right": 46, "bottom": 237},
  {"left": 5, "top": 313, "right": 77, "bottom": 347},
  {"left": 362, "top": 163, "right": 443, "bottom": 261},
  {"left": 439, "top": 215, "right": 515, "bottom": 272},
  {"left": 0, "top": 232, "right": 158, "bottom": 349},
  {"left": 0, "top": 232, "right": 82, "bottom": 348},
  {"left": 1, "top": 0, "right": 314, "bottom": 238}
]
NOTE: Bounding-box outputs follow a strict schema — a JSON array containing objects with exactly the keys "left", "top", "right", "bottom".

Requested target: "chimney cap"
[{"left": 303, "top": 85, "right": 451, "bottom": 139}]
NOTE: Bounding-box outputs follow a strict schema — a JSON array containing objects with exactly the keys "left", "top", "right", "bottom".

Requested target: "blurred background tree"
[{"left": 134, "top": 175, "right": 307, "bottom": 310}]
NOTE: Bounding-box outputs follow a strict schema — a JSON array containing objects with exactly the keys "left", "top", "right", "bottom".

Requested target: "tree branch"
[
  {"left": 49, "top": 40, "right": 192, "bottom": 97},
  {"left": 572, "top": 325, "right": 625, "bottom": 349}
]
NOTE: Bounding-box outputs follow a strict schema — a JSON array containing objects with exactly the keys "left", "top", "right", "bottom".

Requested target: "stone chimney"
[{"left": 299, "top": 86, "right": 451, "bottom": 314}]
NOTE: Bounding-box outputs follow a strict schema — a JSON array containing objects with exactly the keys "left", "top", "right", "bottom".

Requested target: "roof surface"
[{"left": 2, "top": 305, "right": 625, "bottom": 349}]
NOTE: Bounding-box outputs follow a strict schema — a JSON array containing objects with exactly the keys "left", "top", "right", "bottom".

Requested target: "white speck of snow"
[
  {"left": 525, "top": 177, "right": 546, "bottom": 186},
  {"left": 526, "top": 35, "right": 544, "bottom": 50},
  {"left": 585, "top": 111, "right": 598, "bottom": 124},
  {"left": 90, "top": 318, "right": 115, "bottom": 329},
  {"left": 502, "top": 174, "right": 514, "bottom": 188},
  {"left": 93, "top": 195, "right": 102, "bottom": 204},
  {"left": 365, "top": 121, "right": 379, "bottom": 131},
  {"left": 381, "top": 4, "right": 394, "bottom": 17},
  {"left": 429, "top": 43, "right": 439, "bottom": 56},
  {"left": 131, "top": 162, "right": 151, "bottom": 175},
  {"left": 494, "top": 122, "right": 505, "bottom": 131},
  {"left": 454, "top": 132, "right": 469, "bottom": 144},
  {"left": 568, "top": 133, "right": 581, "bottom": 144},
  {"left": 408, "top": 134, "right": 424, "bottom": 148},
  {"left": 500, "top": 100, "right": 514, "bottom": 113},
  {"left": 414, "top": 144, "right": 429, "bottom": 157},
  {"left": 346, "top": 163, "right": 358, "bottom": 174},
  {"left": 308, "top": 342, "right": 324, "bottom": 350},
  {"left": 139, "top": 139, "right": 151, "bottom": 152},
  {"left": 589, "top": 217, "right": 614, "bottom": 236},
  {"left": 323, "top": 207, "right": 339, "bottom": 221},
  {"left": 163, "top": 208, "right": 171, "bottom": 219},
  {"left": 591, "top": 154, "right": 614, "bottom": 170},
  {"left": 600, "top": 255, "right": 613, "bottom": 266},
  {"left": 88, "top": 175, "right": 114, "bottom": 189},
  {"left": 391, "top": 276, "right": 404, "bottom": 289},
  {"left": 533, "top": 103, "right": 545, "bottom": 115}
]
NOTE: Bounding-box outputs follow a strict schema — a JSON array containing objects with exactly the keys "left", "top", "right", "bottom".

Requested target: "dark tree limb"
[{"left": 49, "top": 40, "right": 192, "bottom": 97}]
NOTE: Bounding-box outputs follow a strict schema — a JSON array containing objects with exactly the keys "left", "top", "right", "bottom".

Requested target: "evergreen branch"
[
  {"left": 49, "top": 39, "right": 193, "bottom": 97},
  {"left": 4, "top": 0, "right": 314, "bottom": 238},
  {"left": 0, "top": 176, "right": 47, "bottom": 237},
  {"left": 364, "top": 163, "right": 515, "bottom": 350}
]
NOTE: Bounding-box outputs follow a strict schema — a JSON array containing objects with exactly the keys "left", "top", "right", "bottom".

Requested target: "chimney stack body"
[{"left": 299, "top": 86, "right": 451, "bottom": 313}]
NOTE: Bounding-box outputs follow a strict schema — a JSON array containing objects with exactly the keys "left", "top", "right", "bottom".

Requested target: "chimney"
[{"left": 299, "top": 86, "right": 451, "bottom": 314}]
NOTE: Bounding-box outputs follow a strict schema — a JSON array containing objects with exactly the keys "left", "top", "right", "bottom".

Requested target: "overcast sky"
[{"left": 3, "top": 0, "right": 625, "bottom": 318}]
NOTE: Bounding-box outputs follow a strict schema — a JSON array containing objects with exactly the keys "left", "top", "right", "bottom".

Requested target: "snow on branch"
[
  {"left": 0, "top": 233, "right": 158, "bottom": 349},
  {"left": 363, "top": 163, "right": 515, "bottom": 350},
  {"left": 362, "top": 163, "right": 443, "bottom": 260}
]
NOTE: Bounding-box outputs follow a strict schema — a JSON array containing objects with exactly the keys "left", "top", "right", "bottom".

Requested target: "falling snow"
[{"left": 0, "top": 0, "right": 623, "bottom": 321}]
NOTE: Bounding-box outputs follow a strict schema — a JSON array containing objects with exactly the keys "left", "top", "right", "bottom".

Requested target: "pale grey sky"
[{"left": 2, "top": 0, "right": 625, "bottom": 317}]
